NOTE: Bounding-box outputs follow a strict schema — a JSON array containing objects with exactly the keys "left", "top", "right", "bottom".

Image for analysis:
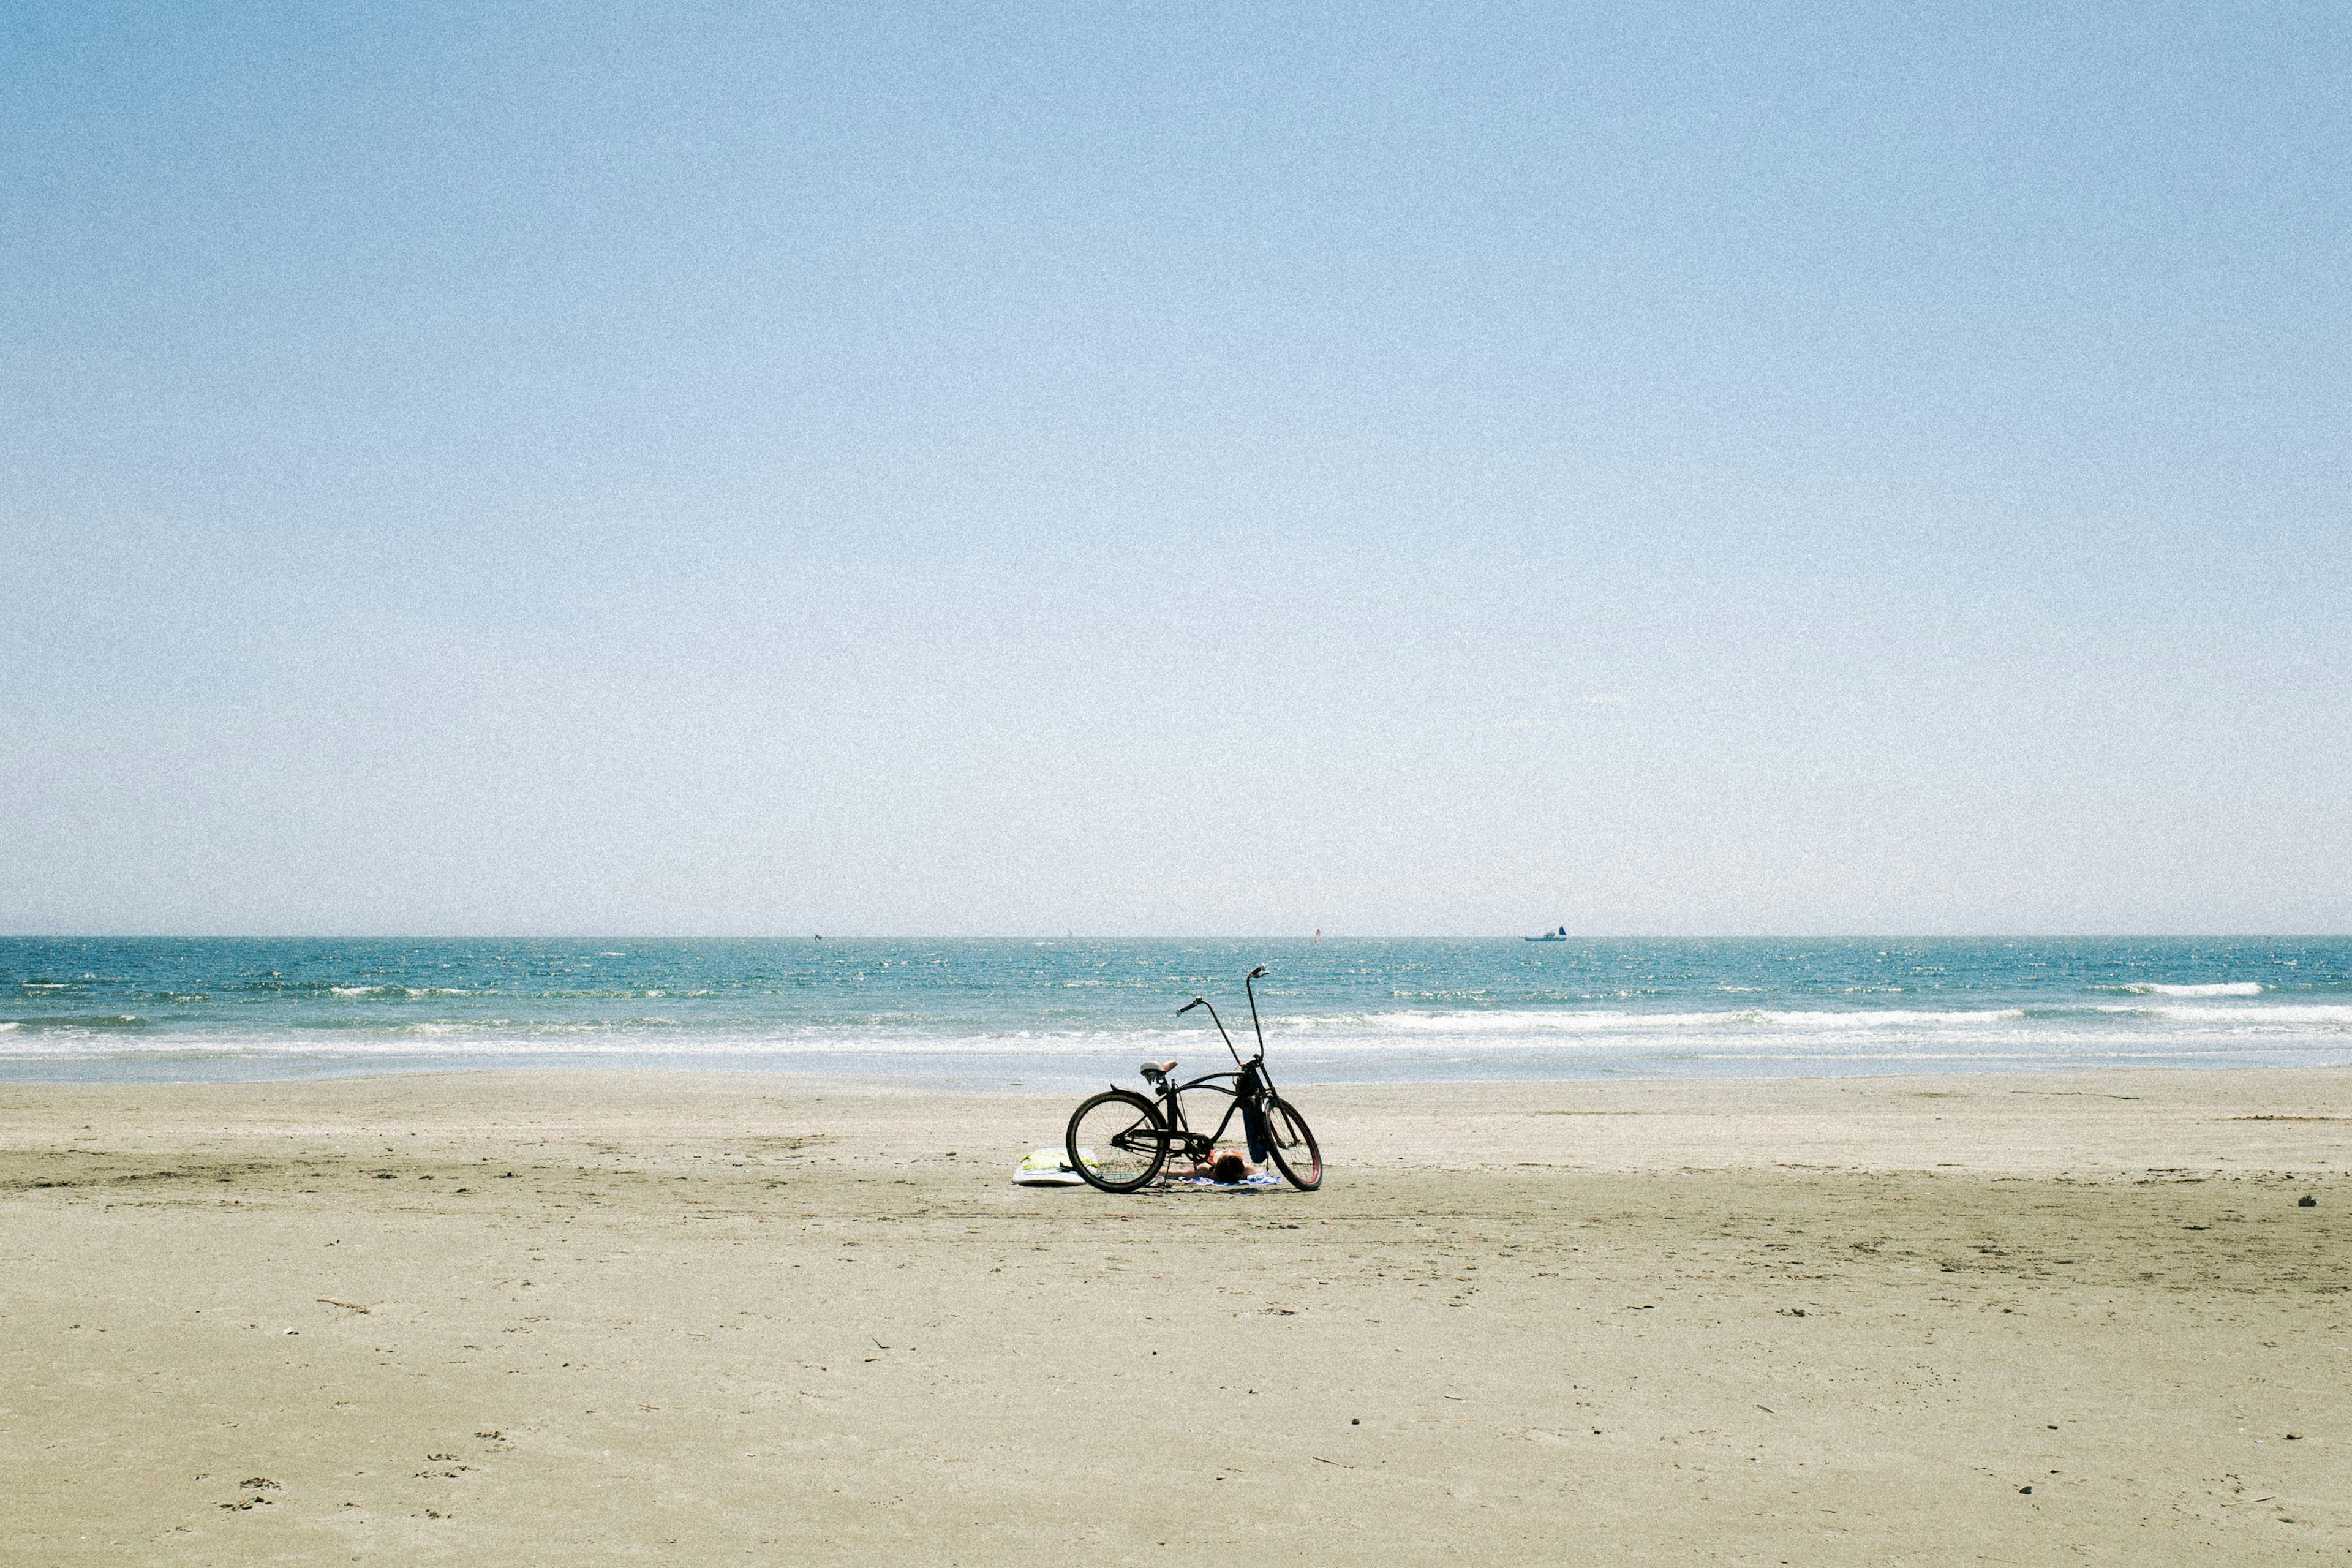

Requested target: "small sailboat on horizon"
[{"left": 1525, "top": 925, "right": 1568, "bottom": 942}]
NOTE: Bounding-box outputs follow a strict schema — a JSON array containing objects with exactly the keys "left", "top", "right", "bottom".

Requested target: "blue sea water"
[{"left": 4, "top": 936, "right": 2348, "bottom": 1088}]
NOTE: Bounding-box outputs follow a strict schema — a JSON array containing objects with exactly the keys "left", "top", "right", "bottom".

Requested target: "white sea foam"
[
  {"left": 2087, "top": 1000, "right": 2351, "bottom": 1023},
  {"left": 1280, "top": 1007, "right": 2029, "bottom": 1036},
  {"left": 9, "top": 982, "right": 2348, "bottom": 1074},
  {"left": 326, "top": 984, "right": 474, "bottom": 998},
  {"left": 2143, "top": 1003, "right": 2352, "bottom": 1025},
  {"left": 5, "top": 1013, "right": 2348, "bottom": 1069},
  {"left": 2108, "top": 982, "right": 2264, "bottom": 997}
]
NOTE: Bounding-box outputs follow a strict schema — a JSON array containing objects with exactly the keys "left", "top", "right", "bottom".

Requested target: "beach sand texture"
[{"left": 3, "top": 1069, "right": 2346, "bottom": 1564}]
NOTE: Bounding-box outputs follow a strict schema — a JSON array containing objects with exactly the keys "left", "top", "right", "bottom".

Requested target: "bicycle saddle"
[{"left": 1139, "top": 1060, "right": 1178, "bottom": 1082}]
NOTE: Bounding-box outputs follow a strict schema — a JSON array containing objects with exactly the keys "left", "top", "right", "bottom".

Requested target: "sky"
[{"left": 3, "top": 2, "right": 2348, "bottom": 937}]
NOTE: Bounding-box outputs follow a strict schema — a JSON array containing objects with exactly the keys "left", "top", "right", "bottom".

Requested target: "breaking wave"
[{"left": 2100, "top": 982, "right": 2266, "bottom": 997}]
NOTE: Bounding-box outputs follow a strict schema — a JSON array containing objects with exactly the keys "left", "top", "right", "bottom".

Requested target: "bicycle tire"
[
  {"left": 1262, "top": 1096, "right": 1322, "bottom": 1191},
  {"left": 1066, "top": 1090, "right": 1169, "bottom": 1193}
]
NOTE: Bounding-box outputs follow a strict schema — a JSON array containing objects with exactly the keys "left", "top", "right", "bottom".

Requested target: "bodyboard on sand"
[{"left": 1014, "top": 1147, "right": 1095, "bottom": 1186}]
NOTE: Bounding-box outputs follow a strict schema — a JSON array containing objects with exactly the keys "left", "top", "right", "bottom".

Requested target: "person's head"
[{"left": 1210, "top": 1153, "right": 1247, "bottom": 1184}]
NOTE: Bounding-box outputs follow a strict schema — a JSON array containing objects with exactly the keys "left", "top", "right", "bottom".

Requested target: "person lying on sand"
[{"left": 1189, "top": 1152, "right": 1254, "bottom": 1184}]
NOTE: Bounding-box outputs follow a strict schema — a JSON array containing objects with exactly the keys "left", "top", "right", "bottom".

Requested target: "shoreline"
[{"left": 5, "top": 1050, "right": 2350, "bottom": 1091}]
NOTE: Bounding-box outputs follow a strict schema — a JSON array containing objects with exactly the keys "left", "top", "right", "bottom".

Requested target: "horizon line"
[{"left": 6, "top": 932, "right": 2348, "bottom": 943}]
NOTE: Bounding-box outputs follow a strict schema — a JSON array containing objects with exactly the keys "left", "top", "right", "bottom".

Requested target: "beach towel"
[{"left": 1172, "top": 1170, "right": 1282, "bottom": 1189}]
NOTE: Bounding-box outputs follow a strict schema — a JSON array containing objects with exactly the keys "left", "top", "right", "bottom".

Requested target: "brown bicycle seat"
[{"left": 1139, "top": 1060, "right": 1178, "bottom": 1080}]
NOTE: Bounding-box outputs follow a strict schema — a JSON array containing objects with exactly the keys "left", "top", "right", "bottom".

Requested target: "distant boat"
[{"left": 1525, "top": 926, "right": 1568, "bottom": 942}]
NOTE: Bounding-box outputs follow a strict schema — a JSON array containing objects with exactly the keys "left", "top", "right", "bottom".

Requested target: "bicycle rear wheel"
[
  {"left": 1066, "top": 1091, "right": 1169, "bottom": 1193},
  {"left": 1263, "top": 1096, "right": 1322, "bottom": 1191}
]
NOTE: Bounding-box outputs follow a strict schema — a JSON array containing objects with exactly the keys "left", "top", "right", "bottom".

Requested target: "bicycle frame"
[
  {"left": 1152, "top": 966, "right": 1285, "bottom": 1164},
  {"left": 1146, "top": 1067, "right": 1251, "bottom": 1164}
]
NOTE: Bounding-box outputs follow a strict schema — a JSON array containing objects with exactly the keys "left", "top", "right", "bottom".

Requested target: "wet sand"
[{"left": 2, "top": 1068, "right": 2346, "bottom": 1564}]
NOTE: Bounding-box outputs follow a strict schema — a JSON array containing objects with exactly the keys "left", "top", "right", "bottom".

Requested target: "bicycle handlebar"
[{"left": 1177, "top": 998, "right": 1205, "bottom": 1015}]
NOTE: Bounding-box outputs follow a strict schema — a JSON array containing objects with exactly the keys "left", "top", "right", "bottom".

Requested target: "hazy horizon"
[
  {"left": 7, "top": 4, "right": 2347, "bottom": 937},
  {"left": 8, "top": 930, "right": 2346, "bottom": 943}
]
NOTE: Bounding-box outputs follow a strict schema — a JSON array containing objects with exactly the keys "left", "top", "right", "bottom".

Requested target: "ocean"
[{"left": 3, "top": 936, "right": 2347, "bottom": 1088}]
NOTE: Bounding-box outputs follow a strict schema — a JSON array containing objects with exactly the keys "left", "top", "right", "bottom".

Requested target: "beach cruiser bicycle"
[{"left": 1065, "top": 965, "right": 1322, "bottom": 1192}]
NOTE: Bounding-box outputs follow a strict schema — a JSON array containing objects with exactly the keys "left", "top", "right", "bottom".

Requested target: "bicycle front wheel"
[
  {"left": 1066, "top": 1090, "right": 1169, "bottom": 1193},
  {"left": 1263, "top": 1096, "right": 1322, "bottom": 1191}
]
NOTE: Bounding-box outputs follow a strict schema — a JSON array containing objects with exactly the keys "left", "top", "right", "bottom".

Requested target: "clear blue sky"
[{"left": 4, "top": 2, "right": 2347, "bottom": 935}]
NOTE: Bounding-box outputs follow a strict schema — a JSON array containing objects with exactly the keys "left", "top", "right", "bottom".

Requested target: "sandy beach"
[{"left": 2, "top": 1068, "right": 2345, "bottom": 1565}]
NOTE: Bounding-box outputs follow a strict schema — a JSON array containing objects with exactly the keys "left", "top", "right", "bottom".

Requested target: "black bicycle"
[{"left": 1065, "top": 965, "right": 1322, "bottom": 1193}]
